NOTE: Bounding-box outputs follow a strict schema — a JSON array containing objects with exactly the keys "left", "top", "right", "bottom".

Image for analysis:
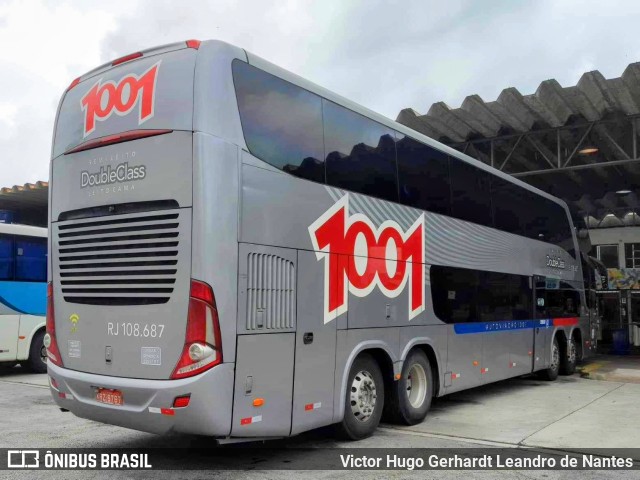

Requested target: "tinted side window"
[
  {"left": 0, "top": 235, "right": 14, "bottom": 280},
  {"left": 396, "top": 135, "right": 451, "bottom": 215},
  {"left": 431, "top": 266, "right": 532, "bottom": 323},
  {"left": 535, "top": 278, "right": 581, "bottom": 319},
  {"left": 449, "top": 158, "right": 493, "bottom": 226},
  {"left": 430, "top": 266, "right": 478, "bottom": 323},
  {"left": 233, "top": 60, "right": 325, "bottom": 183},
  {"left": 478, "top": 271, "right": 531, "bottom": 321},
  {"left": 0, "top": 234, "right": 46, "bottom": 282},
  {"left": 323, "top": 100, "right": 398, "bottom": 202},
  {"left": 545, "top": 201, "right": 574, "bottom": 254},
  {"left": 492, "top": 177, "right": 529, "bottom": 236},
  {"left": 15, "top": 236, "right": 47, "bottom": 282}
]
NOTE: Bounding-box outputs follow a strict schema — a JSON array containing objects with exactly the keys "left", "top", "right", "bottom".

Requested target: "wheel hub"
[
  {"left": 550, "top": 341, "right": 559, "bottom": 371},
  {"left": 350, "top": 370, "right": 377, "bottom": 422},
  {"left": 406, "top": 363, "right": 427, "bottom": 409},
  {"left": 568, "top": 339, "right": 576, "bottom": 364}
]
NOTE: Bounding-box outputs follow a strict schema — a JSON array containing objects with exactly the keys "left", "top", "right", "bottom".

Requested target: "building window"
[
  {"left": 597, "top": 244, "right": 619, "bottom": 269},
  {"left": 625, "top": 243, "right": 640, "bottom": 268}
]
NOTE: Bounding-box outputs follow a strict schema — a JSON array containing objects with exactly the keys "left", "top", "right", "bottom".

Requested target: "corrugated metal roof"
[
  {"left": 0, "top": 181, "right": 48, "bottom": 227},
  {"left": 396, "top": 63, "right": 640, "bottom": 229},
  {"left": 0, "top": 181, "right": 48, "bottom": 207},
  {"left": 397, "top": 63, "right": 640, "bottom": 143}
]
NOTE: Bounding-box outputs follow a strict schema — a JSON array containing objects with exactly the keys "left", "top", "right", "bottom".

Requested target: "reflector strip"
[
  {"left": 240, "top": 415, "right": 262, "bottom": 425},
  {"left": 451, "top": 373, "right": 461, "bottom": 380},
  {"left": 148, "top": 407, "right": 161, "bottom": 414},
  {"left": 480, "top": 368, "right": 489, "bottom": 374},
  {"left": 552, "top": 317, "right": 579, "bottom": 327},
  {"left": 58, "top": 392, "right": 74, "bottom": 400},
  {"left": 160, "top": 408, "right": 174, "bottom": 416},
  {"left": 509, "top": 362, "right": 517, "bottom": 368},
  {"left": 305, "top": 402, "right": 322, "bottom": 411}
]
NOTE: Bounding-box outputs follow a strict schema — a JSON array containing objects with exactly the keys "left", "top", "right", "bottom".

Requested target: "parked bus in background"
[
  {"left": 47, "top": 40, "right": 592, "bottom": 441},
  {"left": 0, "top": 222, "right": 48, "bottom": 373}
]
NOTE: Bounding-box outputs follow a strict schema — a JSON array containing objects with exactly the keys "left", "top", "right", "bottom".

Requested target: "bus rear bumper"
[{"left": 48, "top": 361, "right": 234, "bottom": 437}]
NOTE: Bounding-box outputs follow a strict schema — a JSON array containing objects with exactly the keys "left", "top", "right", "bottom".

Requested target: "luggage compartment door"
[
  {"left": 231, "top": 333, "right": 294, "bottom": 437},
  {"left": 291, "top": 250, "right": 337, "bottom": 435}
]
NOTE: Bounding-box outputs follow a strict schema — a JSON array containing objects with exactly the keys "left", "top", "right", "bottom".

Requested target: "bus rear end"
[{"left": 47, "top": 41, "right": 233, "bottom": 436}]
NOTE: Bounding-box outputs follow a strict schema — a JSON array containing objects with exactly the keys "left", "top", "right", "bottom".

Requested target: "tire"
[
  {"left": 538, "top": 336, "right": 560, "bottom": 381},
  {"left": 335, "top": 353, "right": 384, "bottom": 440},
  {"left": 385, "top": 349, "right": 433, "bottom": 425},
  {"left": 560, "top": 335, "right": 577, "bottom": 376},
  {"left": 26, "top": 330, "right": 47, "bottom": 374}
]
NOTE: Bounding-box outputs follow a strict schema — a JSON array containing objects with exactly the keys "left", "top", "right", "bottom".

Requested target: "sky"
[{"left": 1, "top": 0, "right": 640, "bottom": 186}]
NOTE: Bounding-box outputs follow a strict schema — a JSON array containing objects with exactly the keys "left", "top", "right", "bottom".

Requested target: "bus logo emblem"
[
  {"left": 80, "top": 61, "right": 160, "bottom": 137},
  {"left": 309, "top": 195, "right": 425, "bottom": 324}
]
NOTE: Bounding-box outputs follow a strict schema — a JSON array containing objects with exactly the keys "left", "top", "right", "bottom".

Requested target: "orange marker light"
[
  {"left": 472, "top": 360, "right": 479, "bottom": 366},
  {"left": 394, "top": 374, "right": 401, "bottom": 380},
  {"left": 253, "top": 398, "right": 265, "bottom": 407}
]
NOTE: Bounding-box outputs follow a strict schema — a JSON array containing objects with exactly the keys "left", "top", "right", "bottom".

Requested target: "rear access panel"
[{"left": 231, "top": 333, "right": 294, "bottom": 437}]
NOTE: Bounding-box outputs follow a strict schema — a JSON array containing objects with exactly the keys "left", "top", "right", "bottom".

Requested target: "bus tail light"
[
  {"left": 45, "top": 282, "right": 63, "bottom": 367},
  {"left": 171, "top": 280, "right": 222, "bottom": 379}
]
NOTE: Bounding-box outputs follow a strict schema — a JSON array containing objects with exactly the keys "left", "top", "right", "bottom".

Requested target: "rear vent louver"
[
  {"left": 56, "top": 211, "right": 182, "bottom": 305},
  {"left": 246, "top": 253, "right": 295, "bottom": 330}
]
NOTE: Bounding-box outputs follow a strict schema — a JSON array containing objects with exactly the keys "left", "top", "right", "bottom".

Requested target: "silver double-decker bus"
[{"left": 47, "top": 39, "right": 593, "bottom": 441}]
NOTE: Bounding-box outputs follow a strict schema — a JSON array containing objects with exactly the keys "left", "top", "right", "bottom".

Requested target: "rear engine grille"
[
  {"left": 56, "top": 211, "right": 183, "bottom": 305},
  {"left": 246, "top": 252, "right": 295, "bottom": 330}
]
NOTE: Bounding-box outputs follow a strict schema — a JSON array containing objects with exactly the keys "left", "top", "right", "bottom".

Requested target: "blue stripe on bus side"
[
  {"left": 0, "top": 281, "right": 46, "bottom": 316},
  {"left": 454, "top": 319, "right": 552, "bottom": 334}
]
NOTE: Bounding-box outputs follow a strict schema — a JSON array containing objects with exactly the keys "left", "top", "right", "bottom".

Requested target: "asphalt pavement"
[{"left": 1, "top": 365, "right": 639, "bottom": 479}]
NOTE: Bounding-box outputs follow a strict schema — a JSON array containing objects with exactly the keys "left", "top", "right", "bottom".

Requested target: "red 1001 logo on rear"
[
  {"left": 80, "top": 62, "right": 160, "bottom": 137},
  {"left": 309, "top": 195, "right": 426, "bottom": 324}
]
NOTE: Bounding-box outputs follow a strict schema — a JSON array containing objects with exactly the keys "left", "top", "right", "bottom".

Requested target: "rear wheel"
[
  {"left": 538, "top": 336, "right": 560, "bottom": 381},
  {"left": 385, "top": 349, "right": 433, "bottom": 425},
  {"left": 560, "top": 335, "right": 577, "bottom": 376},
  {"left": 336, "top": 354, "right": 384, "bottom": 440},
  {"left": 26, "top": 330, "right": 47, "bottom": 374}
]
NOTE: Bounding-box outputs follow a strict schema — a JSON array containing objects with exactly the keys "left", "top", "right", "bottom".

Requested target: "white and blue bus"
[{"left": 0, "top": 222, "right": 47, "bottom": 373}]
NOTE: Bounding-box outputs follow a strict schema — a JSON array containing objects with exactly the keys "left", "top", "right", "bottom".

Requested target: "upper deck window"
[
  {"left": 396, "top": 134, "right": 451, "bottom": 215},
  {"left": 323, "top": 100, "right": 398, "bottom": 203},
  {"left": 449, "top": 157, "right": 493, "bottom": 227},
  {"left": 232, "top": 61, "right": 575, "bottom": 257},
  {"left": 233, "top": 60, "right": 325, "bottom": 183}
]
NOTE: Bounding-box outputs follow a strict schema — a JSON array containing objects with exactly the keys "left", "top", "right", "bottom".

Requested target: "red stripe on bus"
[{"left": 553, "top": 317, "right": 578, "bottom": 327}]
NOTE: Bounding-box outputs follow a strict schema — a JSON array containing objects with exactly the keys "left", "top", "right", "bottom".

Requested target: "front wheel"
[
  {"left": 560, "top": 335, "right": 577, "bottom": 375},
  {"left": 26, "top": 330, "right": 47, "bottom": 374},
  {"left": 335, "top": 354, "right": 384, "bottom": 440},
  {"left": 385, "top": 349, "right": 433, "bottom": 425},
  {"left": 538, "top": 336, "right": 560, "bottom": 381}
]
